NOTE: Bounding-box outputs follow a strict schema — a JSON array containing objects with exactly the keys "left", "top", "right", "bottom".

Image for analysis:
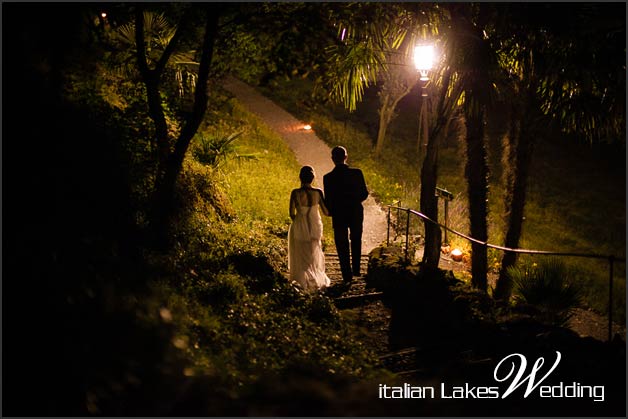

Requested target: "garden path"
[
  {"left": 222, "top": 77, "right": 625, "bottom": 343},
  {"left": 223, "top": 76, "right": 388, "bottom": 254}
]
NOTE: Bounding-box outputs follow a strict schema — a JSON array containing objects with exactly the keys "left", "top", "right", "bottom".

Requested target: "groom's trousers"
[{"left": 332, "top": 210, "right": 364, "bottom": 282}]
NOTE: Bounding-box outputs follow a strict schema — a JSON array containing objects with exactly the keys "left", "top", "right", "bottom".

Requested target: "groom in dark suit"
[{"left": 323, "top": 146, "right": 369, "bottom": 283}]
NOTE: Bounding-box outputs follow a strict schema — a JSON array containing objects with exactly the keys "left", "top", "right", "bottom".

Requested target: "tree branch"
[
  {"left": 177, "top": 6, "right": 220, "bottom": 144},
  {"left": 135, "top": 6, "right": 169, "bottom": 148},
  {"left": 134, "top": 7, "right": 150, "bottom": 79}
]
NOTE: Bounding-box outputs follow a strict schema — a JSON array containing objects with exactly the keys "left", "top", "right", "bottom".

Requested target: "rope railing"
[{"left": 385, "top": 204, "right": 626, "bottom": 343}]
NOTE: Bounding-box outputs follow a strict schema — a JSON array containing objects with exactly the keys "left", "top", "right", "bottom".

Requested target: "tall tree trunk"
[
  {"left": 135, "top": 11, "right": 174, "bottom": 167},
  {"left": 375, "top": 94, "right": 394, "bottom": 156},
  {"left": 420, "top": 70, "right": 456, "bottom": 268},
  {"left": 464, "top": 104, "right": 489, "bottom": 290},
  {"left": 494, "top": 100, "right": 536, "bottom": 300},
  {"left": 150, "top": 8, "right": 220, "bottom": 239},
  {"left": 420, "top": 106, "right": 442, "bottom": 268},
  {"left": 376, "top": 85, "right": 412, "bottom": 157}
]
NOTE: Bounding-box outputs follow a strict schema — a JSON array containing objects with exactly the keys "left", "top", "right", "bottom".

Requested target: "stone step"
[
  {"left": 321, "top": 253, "right": 379, "bottom": 302},
  {"left": 333, "top": 292, "right": 384, "bottom": 309},
  {"left": 325, "top": 253, "right": 369, "bottom": 259}
]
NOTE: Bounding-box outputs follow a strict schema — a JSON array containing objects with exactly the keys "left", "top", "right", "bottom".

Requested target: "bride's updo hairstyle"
[{"left": 299, "top": 166, "right": 315, "bottom": 184}]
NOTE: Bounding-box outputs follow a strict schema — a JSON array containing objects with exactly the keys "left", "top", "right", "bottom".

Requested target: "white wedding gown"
[{"left": 288, "top": 188, "right": 330, "bottom": 291}]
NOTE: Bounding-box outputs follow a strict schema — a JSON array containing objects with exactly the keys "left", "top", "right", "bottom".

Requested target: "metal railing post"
[
  {"left": 608, "top": 256, "right": 614, "bottom": 343},
  {"left": 405, "top": 209, "right": 410, "bottom": 261},
  {"left": 443, "top": 199, "right": 449, "bottom": 245},
  {"left": 387, "top": 207, "right": 391, "bottom": 246}
]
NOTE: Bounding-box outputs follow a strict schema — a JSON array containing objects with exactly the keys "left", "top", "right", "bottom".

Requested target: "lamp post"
[
  {"left": 414, "top": 43, "right": 441, "bottom": 268},
  {"left": 414, "top": 45, "right": 434, "bottom": 154}
]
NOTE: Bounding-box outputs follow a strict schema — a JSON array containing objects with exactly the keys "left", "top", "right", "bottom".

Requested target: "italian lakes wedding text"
[{"left": 378, "top": 352, "right": 605, "bottom": 402}]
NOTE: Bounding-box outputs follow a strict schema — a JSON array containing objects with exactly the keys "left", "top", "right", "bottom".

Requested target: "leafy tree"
[
  {"left": 210, "top": 3, "right": 339, "bottom": 87},
  {"left": 375, "top": 51, "right": 417, "bottom": 156},
  {"left": 323, "top": 3, "right": 428, "bottom": 156},
  {"left": 87, "top": 3, "right": 343, "bottom": 245},
  {"left": 126, "top": 4, "right": 222, "bottom": 242},
  {"left": 109, "top": 11, "right": 199, "bottom": 99}
]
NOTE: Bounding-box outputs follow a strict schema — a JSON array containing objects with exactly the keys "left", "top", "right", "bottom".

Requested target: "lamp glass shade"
[{"left": 413, "top": 45, "right": 434, "bottom": 72}]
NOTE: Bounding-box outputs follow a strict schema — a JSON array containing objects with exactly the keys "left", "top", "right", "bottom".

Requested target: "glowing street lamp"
[{"left": 413, "top": 43, "right": 435, "bottom": 153}]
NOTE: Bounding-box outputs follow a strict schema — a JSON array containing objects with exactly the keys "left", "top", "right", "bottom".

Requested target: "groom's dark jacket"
[{"left": 323, "top": 164, "right": 369, "bottom": 222}]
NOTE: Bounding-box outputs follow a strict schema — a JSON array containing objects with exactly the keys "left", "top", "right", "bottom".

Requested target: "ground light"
[{"left": 451, "top": 248, "right": 463, "bottom": 262}]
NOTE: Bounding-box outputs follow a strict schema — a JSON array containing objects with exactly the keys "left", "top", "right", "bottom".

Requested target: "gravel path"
[{"left": 223, "top": 76, "right": 388, "bottom": 253}]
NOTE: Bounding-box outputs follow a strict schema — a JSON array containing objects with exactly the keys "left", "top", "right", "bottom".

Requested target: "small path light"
[
  {"left": 451, "top": 248, "right": 463, "bottom": 262},
  {"left": 303, "top": 124, "right": 312, "bottom": 131}
]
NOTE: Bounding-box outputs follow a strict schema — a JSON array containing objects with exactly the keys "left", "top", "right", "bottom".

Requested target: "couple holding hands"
[{"left": 288, "top": 146, "right": 369, "bottom": 292}]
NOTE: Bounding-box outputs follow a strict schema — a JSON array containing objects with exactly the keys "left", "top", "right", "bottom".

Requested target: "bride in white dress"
[{"left": 288, "top": 166, "right": 331, "bottom": 291}]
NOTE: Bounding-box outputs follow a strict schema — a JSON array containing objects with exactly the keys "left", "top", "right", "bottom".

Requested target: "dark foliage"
[{"left": 364, "top": 246, "right": 625, "bottom": 416}]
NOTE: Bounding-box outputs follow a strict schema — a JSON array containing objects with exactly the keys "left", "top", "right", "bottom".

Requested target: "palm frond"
[
  {"left": 510, "top": 258, "right": 583, "bottom": 327},
  {"left": 192, "top": 131, "right": 256, "bottom": 169}
]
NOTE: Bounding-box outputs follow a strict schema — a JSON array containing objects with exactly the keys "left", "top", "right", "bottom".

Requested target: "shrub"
[
  {"left": 192, "top": 130, "right": 256, "bottom": 169},
  {"left": 509, "top": 258, "right": 584, "bottom": 327}
]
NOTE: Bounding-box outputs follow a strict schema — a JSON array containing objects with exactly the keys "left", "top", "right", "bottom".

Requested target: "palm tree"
[
  {"left": 418, "top": 47, "right": 462, "bottom": 269},
  {"left": 490, "top": 3, "right": 625, "bottom": 299},
  {"left": 110, "top": 10, "right": 199, "bottom": 97},
  {"left": 443, "top": 4, "right": 499, "bottom": 289}
]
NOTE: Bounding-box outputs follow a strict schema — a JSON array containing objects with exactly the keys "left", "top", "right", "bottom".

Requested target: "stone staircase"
[
  {"left": 325, "top": 253, "right": 421, "bottom": 374},
  {"left": 324, "top": 253, "right": 383, "bottom": 306}
]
